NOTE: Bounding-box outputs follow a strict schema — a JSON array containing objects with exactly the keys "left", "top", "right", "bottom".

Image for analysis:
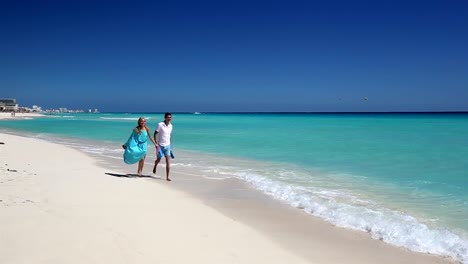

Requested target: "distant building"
[
  {"left": 0, "top": 98, "right": 18, "bottom": 111},
  {"left": 32, "top": 105, "right": 43, "bottom": 112}
]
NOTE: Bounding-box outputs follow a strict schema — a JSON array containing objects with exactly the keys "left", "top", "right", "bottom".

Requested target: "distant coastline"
[{"left": 101, "top": 111, "right": 468, "bottom": 115}]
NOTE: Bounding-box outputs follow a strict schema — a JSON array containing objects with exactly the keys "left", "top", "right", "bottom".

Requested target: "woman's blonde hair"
[{"left": 135, "top": 117, "right": 146, "bottom": 134}]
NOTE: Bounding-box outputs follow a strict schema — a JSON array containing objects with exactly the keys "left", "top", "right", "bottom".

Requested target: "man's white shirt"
[{"left": 156, "top": 122, "right": 173, "bottom": 146}]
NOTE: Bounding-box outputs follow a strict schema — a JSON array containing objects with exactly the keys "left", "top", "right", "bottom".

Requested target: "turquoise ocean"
[{"left": 1, "top": 112, "right": 467, "bottom": 262}]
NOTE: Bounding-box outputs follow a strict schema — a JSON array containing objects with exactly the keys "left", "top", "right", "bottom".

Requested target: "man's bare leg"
[
  {"left": 153, "top": 157, "right": 161, "bottom": 174},
  {"left": 165, "top": 156, "right": 171, "bottom": 181}
]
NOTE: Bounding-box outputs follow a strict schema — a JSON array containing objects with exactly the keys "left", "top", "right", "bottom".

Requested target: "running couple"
[{"left": 122, "top": 112, "right": 173, "bottom": 181}]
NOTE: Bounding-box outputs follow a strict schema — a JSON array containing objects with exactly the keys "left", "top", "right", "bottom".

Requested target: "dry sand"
[{"left": 0, "top": 112, "right": 45, "bottom": 120}]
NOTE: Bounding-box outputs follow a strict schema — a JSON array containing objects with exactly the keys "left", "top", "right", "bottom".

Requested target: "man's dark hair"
[{"left": 165, "top": 112, "right": 172, "bottom": 118}]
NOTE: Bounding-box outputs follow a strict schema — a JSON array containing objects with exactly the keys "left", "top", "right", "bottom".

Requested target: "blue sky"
[{"left": 1, "top": 0, "right": 467, "bottom": 112}]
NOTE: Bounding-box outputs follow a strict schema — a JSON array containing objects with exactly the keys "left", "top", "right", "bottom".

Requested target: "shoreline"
[
  {"left": 143, "top": 164, "right": 458, "bottom": 264},
  {"left": 0, "top": 133, "right": 310, "bottom": 263},
  {"left": 0, "top": 132, "right": 456, "bottom": 263},
  {"left": 0, "top": 112, "right": 45, "bottom": 120}
]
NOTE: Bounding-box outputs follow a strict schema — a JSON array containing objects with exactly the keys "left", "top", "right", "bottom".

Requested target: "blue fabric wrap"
[
  {"left": 157, "top": 147, "right": 175, "bottom": 159},
  {"left": 123, "top": 129, "right": 148, "bottom": 164}
]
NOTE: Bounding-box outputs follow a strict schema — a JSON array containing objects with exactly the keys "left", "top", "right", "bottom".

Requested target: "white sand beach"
[
  {"left": 0, "top": 132, "right": 455, "bottom": 264},
  {"left": 0, "top": 112, "right": 45, "bottom": 120}
]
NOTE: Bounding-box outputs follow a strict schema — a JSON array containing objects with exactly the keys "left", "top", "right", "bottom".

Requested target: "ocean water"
[{"left": 1, "top": 112, "right": 467, "bottom": 262}]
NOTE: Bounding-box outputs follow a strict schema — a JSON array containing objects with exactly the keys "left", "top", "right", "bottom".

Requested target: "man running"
[{"left": 153, "top": 112, "right": 173, "bottom": 181}]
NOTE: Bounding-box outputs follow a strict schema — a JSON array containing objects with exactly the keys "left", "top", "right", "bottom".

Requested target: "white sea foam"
[
  {"left": 197, "top": 163, "right": 468, "bottom": 263},
  {"left": 80, "top": 147, "right": 111, "bottom": 154},
  {"left": 231, "top": 171, "right": 468, "bottom": 263},
  {"left": 171, "top": 163, "right": 195, "bottom": 168},
  {"left": 99, "top": 117, "right": 152, "bottom": 120},
  {"left": 43, "top": 115, "right": 76, "bottom": 118}
]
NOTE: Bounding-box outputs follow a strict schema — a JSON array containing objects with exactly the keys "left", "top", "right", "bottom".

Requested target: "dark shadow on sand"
[{"left": 105, "top": 172, "right": 160, "bottom": 179}]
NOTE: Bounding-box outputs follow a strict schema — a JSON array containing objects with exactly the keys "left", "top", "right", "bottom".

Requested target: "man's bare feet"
[
  {"left": 166, "top": 178, "right": 171, "bottom": 181},
  {"left": 152, "top": 166, "right": 156, "bottom": 174}
]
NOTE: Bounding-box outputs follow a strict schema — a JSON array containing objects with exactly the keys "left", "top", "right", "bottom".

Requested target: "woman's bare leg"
[{"left": 137, "top": 156, "right": 146, "bottom": 176}]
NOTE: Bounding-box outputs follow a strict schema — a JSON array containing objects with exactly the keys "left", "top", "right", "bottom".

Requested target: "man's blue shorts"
[{"left": 158, "top": 145, "right": 172, "bottom": 158}]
